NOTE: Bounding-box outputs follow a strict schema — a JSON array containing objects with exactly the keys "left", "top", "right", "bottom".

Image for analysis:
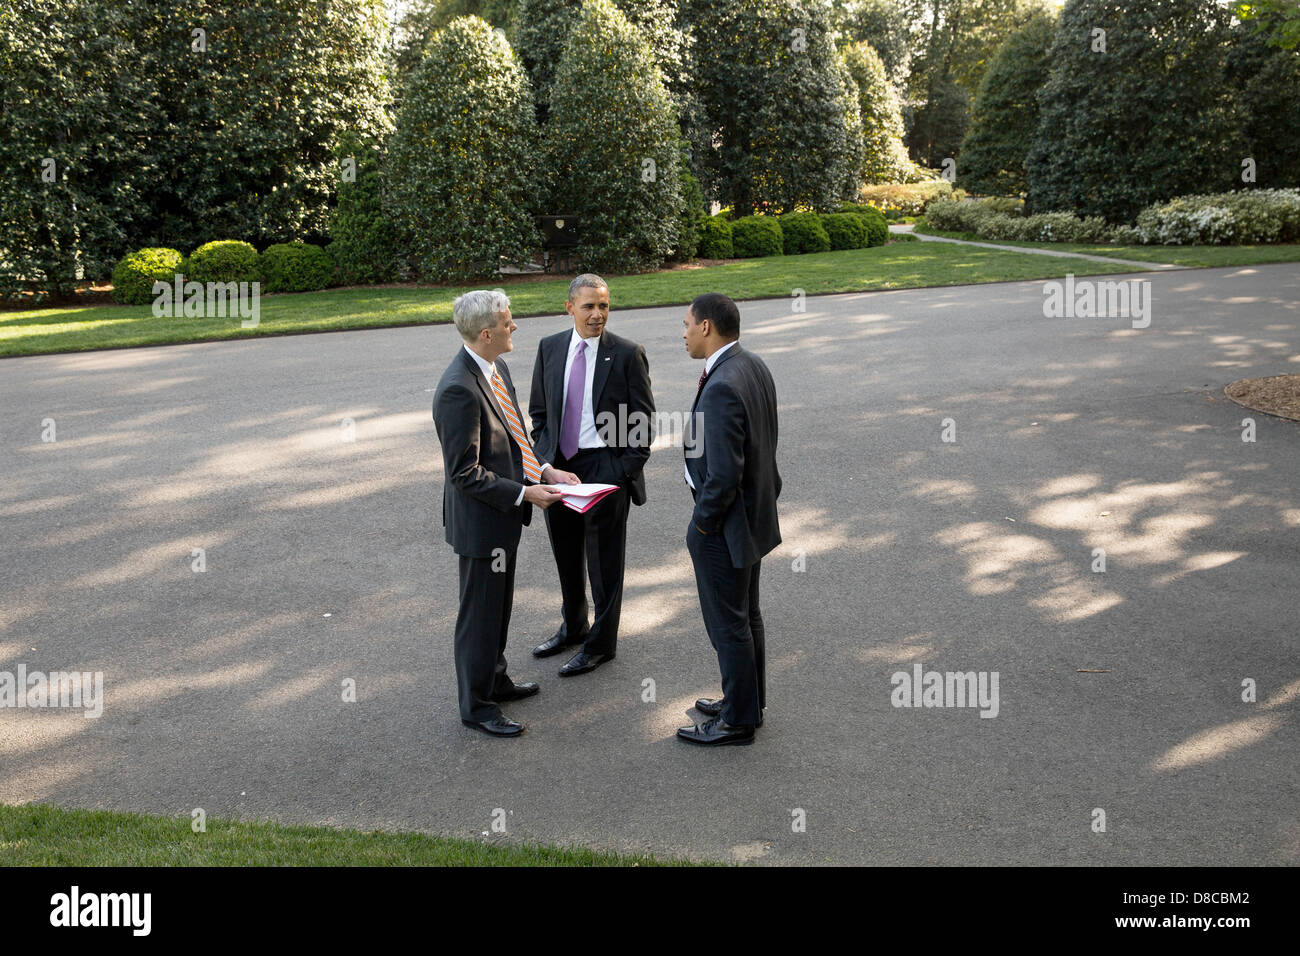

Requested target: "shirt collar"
[
  {"left": 705, "top": 340, "right": 737, "bottom": 375},
  {"left": 570, "top": 328, "right": 599, "bottom": 355},
  {"left": 463, "top": 342, "right": 495, "bottom": 379}
]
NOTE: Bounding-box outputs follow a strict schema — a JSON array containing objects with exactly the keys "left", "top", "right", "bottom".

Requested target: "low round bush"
[
  {"left": 856, "top": 206, "right": 888, "bottom": 246},
  {"left": 730, "top": 216, "right": 783, "bottom": 258},
  {"left": 820, "top": 213, "right": 870, "bottom": 250},
  {"left": 111, "top": 247, "right": 183, "bottom": 305},
  {"left": 778, "top": 212, "right": 831, "bottom": 255},
  {"left": 697, "top": 215, "right": 734, "bottom": 259},
  {"left": 188, "top": 240, "right": 260, "bottom": 285},
  {"left": 259, "top": 242, "right": 335, "bottom": 293}
]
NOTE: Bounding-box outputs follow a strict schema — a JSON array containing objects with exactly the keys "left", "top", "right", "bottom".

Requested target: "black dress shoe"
[
  {"left": 675, "top": 716, "right": 755, "bottom": 746},
  {"left": 493, "top": 682, "right": 539, "bottom": 702},
  {"left": 533, "top": 631, "right": 587, "bottom": 658},
  {"left": 693, "top": 697, "right": 763, "bottom": 727},
  {"left": 462, "top": 716, "right": 524, "bottom": 737},
  {"left": 558, "top": 650, "right": 614, "bottom": 677}
]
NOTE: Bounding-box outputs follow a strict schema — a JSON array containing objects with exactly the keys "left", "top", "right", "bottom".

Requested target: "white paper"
[{"left": 556, "top": 483, "right": 618, "bottom": 497}]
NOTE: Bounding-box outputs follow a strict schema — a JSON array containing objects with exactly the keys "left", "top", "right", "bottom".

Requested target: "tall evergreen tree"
[
  {"left": 957, "top": 9, "right": 1055, "bottom": 195},
  {"left": 1227, "top": 8, "right": 1300, "bottom": 187},
  {"left": 841, "top": 40, "right": 911, "bottom": 184},
  {"left": 1026, "top": 0, "right": 1245, "bottom": 221},
  {"left": 386, "top": 17, "right": 542, "bottom": 280},
  {"left": 686, "top": 0, "right": 858, "bottom": 214},
  {"left": 547, "top": 0, "right": 682, "bottom": 272}
]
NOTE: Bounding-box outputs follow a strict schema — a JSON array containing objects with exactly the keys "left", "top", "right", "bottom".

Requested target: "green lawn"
[
  {"left": 912, "top": 224, "right": 1300, "bottom": 267},
  {"left": 0, "top": 802, "right": 694, "bottom": 866},
  {"left": 0, "top": 242, "right": 1150, "bottom": 358}
]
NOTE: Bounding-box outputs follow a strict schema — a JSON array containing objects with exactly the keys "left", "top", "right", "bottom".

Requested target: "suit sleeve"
[
  {"left": 435, "top": 383, "right": 525, "bottom": 512},
  {"left": 529, "top": 345, "right": 547, "bottom": 448},
  {"left": 619, "top": 344, "right": 655, "bottom": 477},
  {"left": 690, "top": 380, "right": 745, "bottom": 533}
]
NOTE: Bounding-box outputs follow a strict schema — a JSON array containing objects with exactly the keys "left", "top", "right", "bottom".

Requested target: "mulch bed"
[{"left": 1224, "top": 374, "right": 1300, "bottom": 422}]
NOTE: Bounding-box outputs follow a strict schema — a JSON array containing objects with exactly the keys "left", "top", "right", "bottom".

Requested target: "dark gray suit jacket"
[
  {"left": 433, "top": 347, "right": 533, "bottom": 559},
  {"left": 685, "top": 344, "right": 782, "bottom": 568},
  {"left": 529, "top": 328, "right": 654, "bottom": 507}
]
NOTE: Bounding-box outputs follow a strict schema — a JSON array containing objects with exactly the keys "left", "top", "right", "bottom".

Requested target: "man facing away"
[
  {"left": 677, "top": 293, "right": 782, "bottom": 746},
  {"left": 432, "top": 290, "right": 578, "bottom": 737},
  {"left": 528, "top": 274, "right": 655, "bottom": 676}
]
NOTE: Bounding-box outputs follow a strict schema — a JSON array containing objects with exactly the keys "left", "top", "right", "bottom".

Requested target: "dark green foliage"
[
  {"left": 779, "top": 212, "right": 832, "bottom": 254},
  {"left": 187, "top": 241, "right": 261, "bottom": 285},
  {"left": 730, "top": 216, "right": 784, "bottom": 257},
  {"left": 515, "top": 0, "right": 688, "bottom": 116},
  {"left": 959, "top": 11, "right": 1056, "bottom": 196},
  {"left": 820, "top": 212, "right": 871, "bottom": 250},
  {"left": 855, "top": 205, "right": 889, "bottom": 246},
  {"left": 328, "top": 132, "right": 404, "bottom": 284},
  {"left": 111, "top": 248, "right": 184, "bottom": 305},
  {"left": 259, "top": 243, "right": 335, "bottom": 293},
  {"left": 1227, "top": 13, "right": 1300, "bottom": 188},
  {"left": 0, "top": 0, "right": 392, "bottom": 299},
  {"left": 1026, "top": 0, "right": 1246, "bottom": 222},
  {"left": 0, "top": 0, "right": 164, "bottom": 299},
  {"left": 673, "top": 155, "right": 706, "bottom": 261},
  {"left": 841, "top": 40, "right": 911, "bottom": 185},
  {"left": 697, "top": 216, "right": 735, "bottom": 258},
  {"left": 392, "top": 0, "right": 517, "bottom": 99},
  {"left": 685, "top": 0, "right": 859, "bottom": 215},
  {"left": 905, "top": 75, "right": 969, "bottom": 171},
  {"left": 387, "top": 17, "right": 542, "bottom": 281},
  {"left": 546, "top": 0, "right": 682, "bottom": 273},
  {"left": 832, "top": 0, "right": 914, "bottom": 88}
]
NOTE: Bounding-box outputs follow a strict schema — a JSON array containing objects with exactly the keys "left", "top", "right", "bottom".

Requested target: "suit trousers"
[
  {"left": 454, "top": 547, "right": 519, "bottom": 723},
  {"left": 545, "top": 446, "right": 630, "bottom": 656},
  {"left": 686, "top": 522, "right": 766, "bottom": 726}
]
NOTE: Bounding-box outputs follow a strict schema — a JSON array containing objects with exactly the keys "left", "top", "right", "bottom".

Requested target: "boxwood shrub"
[
  {"left": 820, "top": 213, "right": 870, "bottom": 250},
  {"left": 777, "top": 212, "right": 831, "bottom": 254},
  {"left": 697, "top": 215, "right": 734, "bottom": 259},
  {"left": 110, "top": 247, "right": 183, "bottom": 305},
  {"left": 187, "top": 240, "right": 260, "bottom": 285},
  {"left": 259, "top": 242, "right": 335, "bottom": 293},
  {"left": 730, "top": 216, "right": 783, "bottom": 258}
]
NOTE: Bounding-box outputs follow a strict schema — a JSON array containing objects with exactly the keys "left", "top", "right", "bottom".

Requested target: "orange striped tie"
[{"left": 490, "top": 370, "right": 544, "bottom": 482}]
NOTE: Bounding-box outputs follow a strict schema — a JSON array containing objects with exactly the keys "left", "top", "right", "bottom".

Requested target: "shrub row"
[
  {"left": 695, "top": 205, "right": 890, "bottom": 260},
  {"left": 111, "top": 241, "right": 336, "bottom": 304},
  {"left": 925, "top": 189, "right": 1300, "bottom": 246}
]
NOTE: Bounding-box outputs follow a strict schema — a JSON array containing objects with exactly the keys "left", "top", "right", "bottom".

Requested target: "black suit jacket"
[
  {"left": 529, "top": 328, "right": 654, "bottom": 506},
  {"left": 433, "top": 347, "right": 533, "bottom": 559},
  {"left": 685, "top": 344, "right": 782, "bottom": 568}
]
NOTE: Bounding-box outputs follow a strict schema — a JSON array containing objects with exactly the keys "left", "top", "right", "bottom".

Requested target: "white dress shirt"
[
  {"left": 562, "top": 330, "right": 606, "bottom": 450},
  {"left": 462, "top": 344, "right": 541, "bottom": 506},
  {"left": 685, "top": 341, "right": 738, "bottom": 490}
]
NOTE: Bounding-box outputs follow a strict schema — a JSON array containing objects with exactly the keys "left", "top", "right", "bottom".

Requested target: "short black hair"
[{"left": 690, "top": 292, "right": 740, "bottom": 339}]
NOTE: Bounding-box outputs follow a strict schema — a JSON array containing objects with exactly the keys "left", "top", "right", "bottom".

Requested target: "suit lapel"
[
  {"left": 690, "top": 343, "right": 742, "bottom": 414},
  {"left": 592, "top": 330, "right": 614, "bottom": 407},
  {"left": 548, "top": 332, "right": 567, "bottom": 431}
]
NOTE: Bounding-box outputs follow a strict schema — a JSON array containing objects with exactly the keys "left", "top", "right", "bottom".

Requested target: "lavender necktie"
[{"left": 560, "top": 340, "right": 587, "bottom": 460}]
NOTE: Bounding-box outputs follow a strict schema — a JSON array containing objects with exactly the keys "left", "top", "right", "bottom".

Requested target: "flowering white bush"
[{"left": 1134, "top": 189, "right": 1300, "bottom": 245}]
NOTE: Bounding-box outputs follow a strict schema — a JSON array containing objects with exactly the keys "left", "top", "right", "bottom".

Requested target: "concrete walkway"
[{"left": 890, "top": 222, "right": 1187, "bottom": 270}]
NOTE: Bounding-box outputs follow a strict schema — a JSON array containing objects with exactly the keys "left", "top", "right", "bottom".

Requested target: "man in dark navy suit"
[
  {"left": 432, "top": 290, "right": 577, "bottom": 737},
  {"left": 677, "top": 293, "right": 782, "bottom": 746},
  {"left": 528, "top": 274, "right": 655, "bottom": 677}
]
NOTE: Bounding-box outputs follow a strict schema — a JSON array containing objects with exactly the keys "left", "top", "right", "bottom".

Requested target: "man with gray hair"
[{"left": 433, "top": 289, "right": 579, "bottom": 737}]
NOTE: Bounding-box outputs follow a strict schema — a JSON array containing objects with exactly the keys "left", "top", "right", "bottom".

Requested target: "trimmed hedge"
[
  {"left": 820, "top": 213, "right": 870, "bottom": 250},
  {"left": 730, "top": 216, "right": 783, "bottom": 258},
  {"left": 111, "top": 247, "right": 183, "bottom": 305},
  {"left": 778, "top": 212, "right": 831, "bottom": 255},
  {"left": 259, "top": 242, "right": 335, "bottom": 293},
  {"left": 926, "top": 200, "right": 1114, "bottom": 243},
  {"left": 187, "top": 241, "right": 260, "bottom": 284},
  {"left": 697, "top": 215, "right": 734, "bottom": 259}
]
